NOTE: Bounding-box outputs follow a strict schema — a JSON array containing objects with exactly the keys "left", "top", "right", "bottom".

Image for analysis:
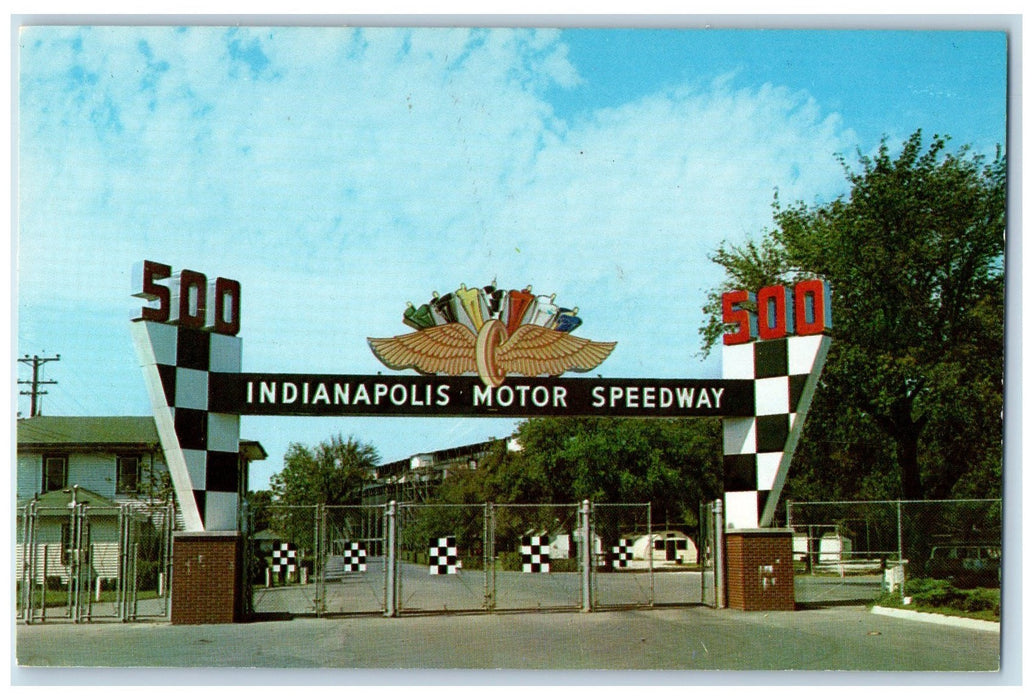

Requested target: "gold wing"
[
  {"left": 368, "top": 323, "right": 478, "bottom": 376},
  {"left": 496, "top": 324, "right": 616, "bottom": 377}
]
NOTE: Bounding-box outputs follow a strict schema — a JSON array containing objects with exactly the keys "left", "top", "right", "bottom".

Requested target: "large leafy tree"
[
  {"left": 270, "top": 433, "right": 379, "bottom": 506},
  {"left": 436, "top": 417, "right": 723, "bottom": 525},
  {"left": 701, "top": 131, "right": 1005, "bottom": 501}
]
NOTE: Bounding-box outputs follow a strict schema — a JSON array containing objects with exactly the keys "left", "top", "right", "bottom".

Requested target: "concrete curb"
[{"left": 871, "top": 605, "right": 999, "bottom": 632}]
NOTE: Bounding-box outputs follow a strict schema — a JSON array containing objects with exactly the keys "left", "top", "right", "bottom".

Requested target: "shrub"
[
  {"left": 497, "top": 551, "right": 523, "bottom": 571},
  {"left": 135, "top": 560, "right": 161, "bottom": 590},
  {"left": 905, "top": 577, "right": 958, "bottom": 607},
  {"left": 876, "top": 577, "right": 1001, "bottom": 621},
  {"left": 958, "top": 588, "right": 1000, "bottom": 616}
]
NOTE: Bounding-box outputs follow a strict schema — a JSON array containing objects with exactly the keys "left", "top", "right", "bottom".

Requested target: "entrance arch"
[{"left": 131, "top": 261, "right": 830, "bottom": 621}]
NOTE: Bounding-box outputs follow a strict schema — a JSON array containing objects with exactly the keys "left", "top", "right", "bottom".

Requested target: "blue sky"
[{"left": 15, "top": 25, "right": 1008, "bottom": 490}]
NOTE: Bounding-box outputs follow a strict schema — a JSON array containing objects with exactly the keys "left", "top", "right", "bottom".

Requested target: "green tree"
[
  {"left": 436, "top": 417, "right": 723, "bottom": 524},
  {"left": 270, "top": 434, "right": 379, "bottom": 506},
  {"left": 245, "top": 489, "right": 275, "bottom": 532},
  {"left": 702, "top": 131, "right": 1005, "bottom": 500}
]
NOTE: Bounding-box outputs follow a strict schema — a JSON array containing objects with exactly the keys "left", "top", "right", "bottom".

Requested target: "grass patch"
[
  {"left": 20, "top": 586, "right": 162, "bottom": 608},
  {"left": 873, "top": 577, "right": 1000, "bottom": 622}
]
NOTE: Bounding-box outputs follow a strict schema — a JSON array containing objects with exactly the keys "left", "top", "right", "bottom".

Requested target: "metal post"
[
  {"left": 806, "top": 524, "right": 814, "bottom": 574},
  {"left": 483, "top": 503, "right": 493, "bottom": 610},
  {"left": 490, "top": 505, "right": 498, "bottom": 610},
  {"left": 580, "top": 499, "right": 592, "bottom": 612},
  {"left": 384, "top": 500, "right": 397, "bottom": 617},
  {"left": 713, "top": 499, "right": 726, "bottom": 609},
  {"left": 315, "top": 505, "right": 326, "bottom": 616},
  {"left": 124, "top": 507, "right": 134, "bottom": 621},
  {"left": 647, "top": 502, "right": 654, "bottom": 607},
  {"left": 41, "top": 543, "right": 49, "bottom": 622},
  {"left": 84, "top": 509, "right": 95, "bottom": 622},
  {"left": 83, "top": 505, "right": 94, "bottom": 622},
  {"left": 18, "top": 505, "right": 26, "bottom": 621},
  {"left": 70, "top": 500, "right": 83, "bottom": 622},
  {"left": 117, "top": 505, "right": 128, "bottom": 622},
  {"left": 896, "top": 499, "right": 906, "bottom": 600},
  {"left": 130, "top": 542, "right": 139, "bottom": 621},
  {"left": 21, "top": 501, "right": 36, "bottom": 623},
  {"left": 65, "top": 500, "right": 75, "bottom": 620}
]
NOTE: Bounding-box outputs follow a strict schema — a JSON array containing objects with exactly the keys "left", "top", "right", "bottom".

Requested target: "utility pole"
[{"left": 18, "top": 353, "right": 60, "bottom": 417}]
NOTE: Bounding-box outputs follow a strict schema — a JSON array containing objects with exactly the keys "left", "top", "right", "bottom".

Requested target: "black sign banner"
[{"left": 208, "top": 373, "right": 754, "bottom": 418}]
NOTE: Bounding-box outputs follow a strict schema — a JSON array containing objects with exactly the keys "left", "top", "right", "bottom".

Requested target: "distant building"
[{"left": 361, "top": 437, "right": 521, "bottom": 505}]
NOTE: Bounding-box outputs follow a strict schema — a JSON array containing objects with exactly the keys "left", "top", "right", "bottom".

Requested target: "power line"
[{"left": 18, "top": 354, "right": 60, "bottom": 417}]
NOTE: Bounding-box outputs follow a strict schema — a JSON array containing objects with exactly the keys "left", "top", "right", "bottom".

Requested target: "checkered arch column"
[
  {"left": 132, "top": 320, "right": 242, "bottom": 531},
  {"left": 722, "top": 334, "right": 831, "bottom": 529}
]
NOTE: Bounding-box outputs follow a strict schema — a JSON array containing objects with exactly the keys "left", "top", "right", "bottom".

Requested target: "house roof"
[
  {"left": 18, "top": 416, "right": 159, "bottom": 448},
  {"left": 23, "top": 487, "right": 119, "bottom": 509},
  {"left": 17, "top": 415, "right": 267, "bottom": 460}
]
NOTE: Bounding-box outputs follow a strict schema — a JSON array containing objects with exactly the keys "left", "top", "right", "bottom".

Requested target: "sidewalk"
[{"left": 14, "top": 604, "right": 1001, "bottom": 680}]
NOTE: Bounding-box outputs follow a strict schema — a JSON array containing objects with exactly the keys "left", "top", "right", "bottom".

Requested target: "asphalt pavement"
[{"left": 14, "top": 603, "right": 1003, "bottom": 683}]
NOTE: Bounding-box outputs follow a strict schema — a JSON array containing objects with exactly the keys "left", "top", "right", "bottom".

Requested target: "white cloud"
[{"left": 17, "top": 26, "right": 859, "bottom": 471}]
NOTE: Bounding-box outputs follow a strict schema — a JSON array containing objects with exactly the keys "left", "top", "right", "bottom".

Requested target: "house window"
[
  {"left": 42, "top": 455, "right": 68, "bottom": 493},
  {"left": 117, "top": 456, "right": 142, "bottom": 495}
]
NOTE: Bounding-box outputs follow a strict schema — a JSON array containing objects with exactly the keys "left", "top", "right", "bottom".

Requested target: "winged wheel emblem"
[{"left": 368, "top": 283, "right": 616, "bottom": 388}]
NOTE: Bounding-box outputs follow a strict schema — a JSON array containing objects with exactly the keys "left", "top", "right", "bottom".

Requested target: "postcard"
[{"left": 13, "top": 19, "right": 1010, "bottom": 680}]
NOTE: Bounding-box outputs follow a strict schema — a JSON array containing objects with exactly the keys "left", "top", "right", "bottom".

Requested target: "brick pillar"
[
  {"left": 725, "top": 529, "right": 795, "bottom": 611},
  {"left": 171, "top": 531, "right": 243, "bottom": 624}
]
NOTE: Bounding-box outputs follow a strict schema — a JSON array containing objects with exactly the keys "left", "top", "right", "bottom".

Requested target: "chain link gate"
[
  {"left": 248, "top": 505, "right": 320, "bottom": 616},
  {"left": 242, "top": 499, "right": 714, "bottom": 618},
  {"left": 394, "top": 503, "right": 488, "bottom": 614},
  {"left": 590, "top": 503, "right": 655, "bottom": 608},
  {"left": 317, "top": 505, "right": 388, "bottom": 615},
  {"left": 699, "top": 500, "right": 719, "bottom": 607},
  {"left": 487, "top": 503, "right": 583, "bottom": 611},
  {"left": 18, "top": 500, "right": 174, "bottom": 624}
]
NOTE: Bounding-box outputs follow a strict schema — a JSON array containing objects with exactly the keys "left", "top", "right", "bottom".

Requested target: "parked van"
[{"left": 926, "top": 544, "right": 1001, "bottom": 587}]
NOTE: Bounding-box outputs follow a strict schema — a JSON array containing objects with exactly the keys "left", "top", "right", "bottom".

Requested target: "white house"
[
  {"left": 17, "top": 416, "right": 266, "bottom": 582},
  {"left": 16, "top": 415, "right": 266, "bottom": 507}
]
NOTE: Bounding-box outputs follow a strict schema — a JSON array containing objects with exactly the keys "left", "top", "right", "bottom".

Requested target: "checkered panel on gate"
[
  {"left": 271, "top": 541, "right": 297, "bottom": 574},
  {"left": 610, "top": 539, "right": 633, "bottom": 569},
  {"left": 520, "top": 535, "right": 550, "bottom": 573},
  {"left": 429, "top": 536, "right": 459, "bottom": 575},
  {"left": 342, "top": 541, "right": 367, "bottom": 573}
]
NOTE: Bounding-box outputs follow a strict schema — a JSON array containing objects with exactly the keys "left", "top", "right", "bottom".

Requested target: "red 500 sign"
[
  {"left": 722, "top": 279, "right": 831, "bottom": 345},
  {"left": 133, "top": 260, "right": 241, "bottom": 336}
]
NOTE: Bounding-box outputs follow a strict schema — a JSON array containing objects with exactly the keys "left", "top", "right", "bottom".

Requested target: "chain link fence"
[
  {"left": 17, "top": 497, "right": 717, "bottom": 622},
  {"left": 786, "top": 499, "right": 1002, "bottom": 604},
  {"left": 246, "top": 499, "right": 716, "bottom": 617},
  {"left": 17, "top": 500, "right": 175, "bottom": 624},
  {"left": 20, "top": 497, "right": 995, "bottom": 622}
]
